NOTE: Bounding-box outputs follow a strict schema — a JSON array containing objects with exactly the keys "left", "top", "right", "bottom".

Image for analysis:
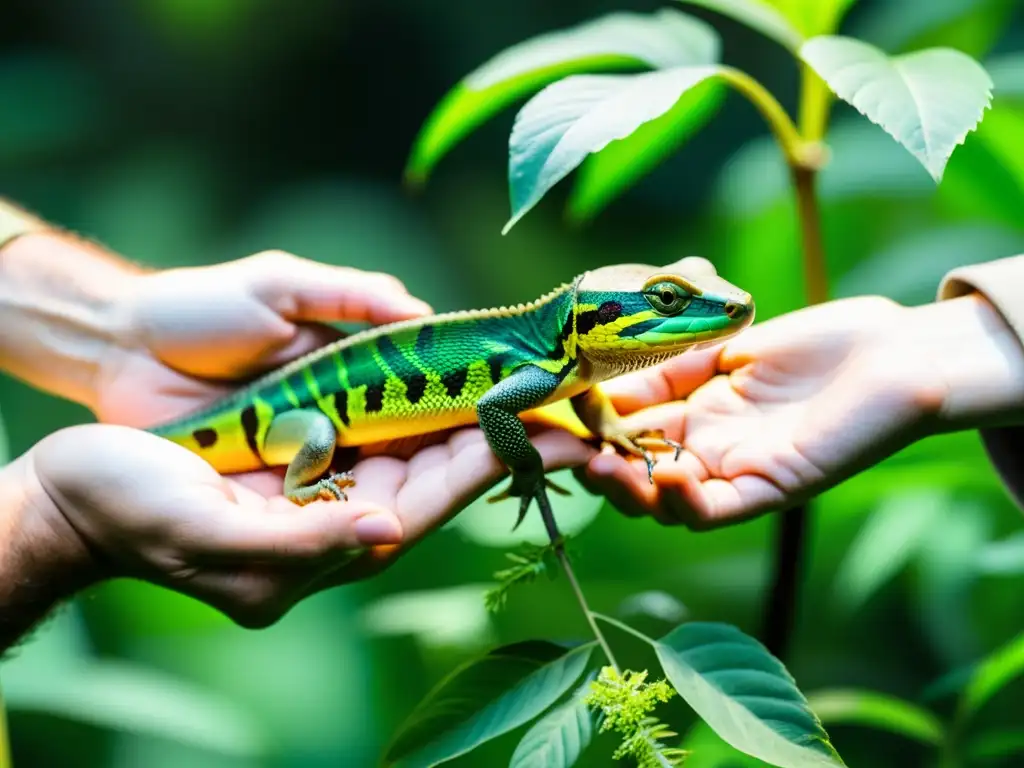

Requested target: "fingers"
[
  {"left": 242, "top": 250, "right": 433, "bottom": 327},
  {"left": 189, "top": 492, "right": 403, "bottom": 563},
  {"left": 579, "top": 446, "right": 786, "bottom": 531},
  {"left": 599, "top": 347, "right": 721, "bottom": 413}
]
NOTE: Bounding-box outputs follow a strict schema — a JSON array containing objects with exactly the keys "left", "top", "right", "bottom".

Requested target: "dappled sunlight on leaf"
[
  {"left": 800, "top": 36, "right": 993, "bottom": 182},
  {"left": 406, "top": 9, "right": 721, "bottom": 186}
]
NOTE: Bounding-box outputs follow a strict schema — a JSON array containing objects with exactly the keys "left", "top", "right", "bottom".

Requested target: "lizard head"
[{"left": 571, "top": 256, "right": 754, "bottom": 374}]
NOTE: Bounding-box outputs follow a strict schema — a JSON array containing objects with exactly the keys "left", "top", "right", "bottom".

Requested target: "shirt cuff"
[{"left": 939, "top": 255, "right": 1024, "bottom": 513}]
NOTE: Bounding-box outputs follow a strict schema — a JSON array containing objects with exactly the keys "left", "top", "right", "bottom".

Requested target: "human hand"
[
  {"left": 93, "top": 249, "right": 433, "bottom": 428},
  {"left": 19, "top": 422, "right": 590, "bottom": 627},
  {"left": 576, "top": 293, "right": 1024, "bottom": 529}
]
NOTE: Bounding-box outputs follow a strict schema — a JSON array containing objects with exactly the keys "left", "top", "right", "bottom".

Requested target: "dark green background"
[{"left": 3, "top": 1, "right": 1024, "bottom": 766}]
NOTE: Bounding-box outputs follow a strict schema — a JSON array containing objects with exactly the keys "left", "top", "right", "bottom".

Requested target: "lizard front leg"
[
  {"left": 478, "top": 366, "right": 570, "bottom": 531},
  {"left": 263, "top": 409, "right": 355, "bottom": 505},
  {"left": 571, "top": 385, "right": 681, "bottom": 484}
]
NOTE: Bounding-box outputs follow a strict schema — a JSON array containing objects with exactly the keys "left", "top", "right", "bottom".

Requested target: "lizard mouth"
[{"left": 632, "top": 303, "right": 753, "bottom": 344}]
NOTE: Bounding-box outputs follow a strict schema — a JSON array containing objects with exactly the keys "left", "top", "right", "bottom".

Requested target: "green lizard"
[{"left": 147, "top": 256, "right": 754, "bottom": 528}]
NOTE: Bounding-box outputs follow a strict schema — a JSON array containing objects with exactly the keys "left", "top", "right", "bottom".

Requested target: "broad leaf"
[
  {"left": 509, "top": 675, "right": 596, "bottom": 768},
  {"left": 800, "top": 35, "right": 993, "bottom": 182},
  {"left": 384, "top": 640, "right": 595, "bottom": 767},
  {"left": 654, "top": 623, "right": 846, "bottom": 767},
  {"left": 958, "top": 631, "right": 1024, "bottom": 722},
  {"left": 829, "top": 489, "right": 950, "bottom": 617},
  {"left": 675, "top": 0, "right": 803, "bottom": 50},
  {"left": 505, "top": 65, "right": 724, "bottom": 233},
  {"left": 566, "top": 77, "right": 725, "bottom": 223},
  {"left": 804, "top": 689, "right": 944, "bottom": 746},
  {"left": 406, "top": 9, "right": 720, "bottom": 185},
  {"left": 680, "top": 721, "right": 772, "bottom": 767}
]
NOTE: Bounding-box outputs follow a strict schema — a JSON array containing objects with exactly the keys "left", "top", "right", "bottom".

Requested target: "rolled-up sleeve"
[{"left": 939, "top": 255, "right": 1024, "bottom": 511}]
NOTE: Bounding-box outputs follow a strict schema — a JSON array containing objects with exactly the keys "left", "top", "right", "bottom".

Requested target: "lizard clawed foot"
[
  {"left": 603, "top": 430, "right": 683, "bottom": 485},
  {"left": 487, "top": 472, "right": 566, "bottom": 530},
  {"left": 288, "top": 471, "right": 357, "bottom": 506}
]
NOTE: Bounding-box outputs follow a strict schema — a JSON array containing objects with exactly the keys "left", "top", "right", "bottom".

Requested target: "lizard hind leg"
[
  {"left": 263, "top": 409, "right": 355, "bottom": 506},
  {"left": 571, "top": 386, "right": 682, "bottom": 485}
]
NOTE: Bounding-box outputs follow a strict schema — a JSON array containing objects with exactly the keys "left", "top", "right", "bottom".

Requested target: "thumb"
[
  {"left": 242, "top": 250, "right": 433, "bottom": 327},
  {"left": 193, "top": 495, "right": 404, "bottom": 563}
]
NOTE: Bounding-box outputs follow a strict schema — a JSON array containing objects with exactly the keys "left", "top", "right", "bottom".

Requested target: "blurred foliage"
[{"left": 1, "top": 0, "right": 1024, "bottom": 766}]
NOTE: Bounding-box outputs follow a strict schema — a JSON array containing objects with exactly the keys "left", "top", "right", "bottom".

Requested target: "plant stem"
[
  {"left": 592, "top": 612, "right": 657, "bottom": 646},
  {"left": 761, "top": 66, "right": 831, "bottom": 662},
  {"left": 555, "top": 546, "right": 620, "bottom": 671},
  {"left": 719, "top": 67, "right": 805, "bottom": 166},
  {"left": 536, "top": 495, "right": 621, "bottom": 671}
]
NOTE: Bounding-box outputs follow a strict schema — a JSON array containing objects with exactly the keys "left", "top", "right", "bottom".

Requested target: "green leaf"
[
  {"left": 800, "top": 35, "right": 993, "bottom": 182},
  {"left": 966, "top": 728, "right": 1024, "bottom": 762},
  {"left": 654, "top": 622, "right": 846, "bottom": 767},
  {"left": 384, "top": 640, "right": 596, "bottom": 767},
  {"left": 829, "top": 489, "right": 952, "bottom": 617},
  {"left": 509, "top": 675, "right": 596, "bottom": 768},
  {"left": 957, "top": 631, "right": 1024, "bottom": 722},
  {"left": 976, "top": 531, "right": 1024, "bottom": 575},
  {"left": 405, "top": 9, "right": 721, "bottom": 185},
  {"left": 939, "top": 104, "right": 1024, "bottom": 230},
  {"left": 566, "top": 77, "right": 726, "bottom": 223},
  {"left": 505, "top": 65, "right": 724, "bottom": 233},
  {"left": 913, "top": 499, "right": 991, "bottom": 664},
  {"left": 804, "top": 689, "right": 944, "bottom": 746},
  {"left": 4, "top": 659, "right": 266, "bottom": 757},
  {"left": 675, "top": 0, "right": 804, "bottom": 50},
  {"left": 680, "top": 720, "right": 772, "bottom": 767}
]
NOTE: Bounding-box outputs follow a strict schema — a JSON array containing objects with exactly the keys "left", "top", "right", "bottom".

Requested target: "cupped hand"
[
  {"left": 31, "top": 423, "right": 592, "bottom": 627},
  {"left": 577, "top": 296, "right": 947, "bottom": 529},
  {"left": 93, "top": 249, "right": 433, "bottom": 429}
]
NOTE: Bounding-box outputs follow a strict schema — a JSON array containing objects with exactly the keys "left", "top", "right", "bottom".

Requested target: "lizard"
[{"left": 146, "top": 255, "right": 754, "bottom": 529}]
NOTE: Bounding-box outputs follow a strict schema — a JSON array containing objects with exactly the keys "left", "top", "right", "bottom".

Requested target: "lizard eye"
[{"left": 644, "top": 281, "right": 691, "bottom": 315}]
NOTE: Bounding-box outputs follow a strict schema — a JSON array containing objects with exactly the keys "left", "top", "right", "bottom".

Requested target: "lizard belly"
[{"left": 337, "top": 406, "right": 482, "bottom": 446}]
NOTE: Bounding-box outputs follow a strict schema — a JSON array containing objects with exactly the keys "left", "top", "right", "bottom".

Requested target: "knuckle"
[
  {"left": 252, "top": 249, "right": 300, "bottom": 270},
  {"left": 366, "top": 271, "right": 407, "bottom": 292}
]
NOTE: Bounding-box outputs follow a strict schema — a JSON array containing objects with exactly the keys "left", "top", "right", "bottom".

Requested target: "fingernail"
[{"left": 354, "top": 512, "right": 403, "bottom": 544}]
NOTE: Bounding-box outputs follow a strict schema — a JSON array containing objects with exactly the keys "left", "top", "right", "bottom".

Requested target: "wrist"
[
  {"left": 896, "top": 292, "right": 1024, "bottom": 433},
  {"left": 0, "top": 227, "right": 142, "bottom": 410},
  {"left": 0, "top": 450, "right": 104, "bottom": 652}
]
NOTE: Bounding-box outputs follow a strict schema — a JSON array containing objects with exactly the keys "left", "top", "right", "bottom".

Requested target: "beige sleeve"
[{"left": 938, "top": 255, "right": 1024, "bottom": 511}]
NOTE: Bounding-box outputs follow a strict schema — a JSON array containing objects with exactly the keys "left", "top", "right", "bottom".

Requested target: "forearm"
[
  {"left": 0, "top": 450, "right": 98, "bottom": 656},
  {"left": 902, "top": 291, "right": 1024, "bottom": 433},
  {"left": 0, "top": 200, "right": 142, "bottom": 409}
]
